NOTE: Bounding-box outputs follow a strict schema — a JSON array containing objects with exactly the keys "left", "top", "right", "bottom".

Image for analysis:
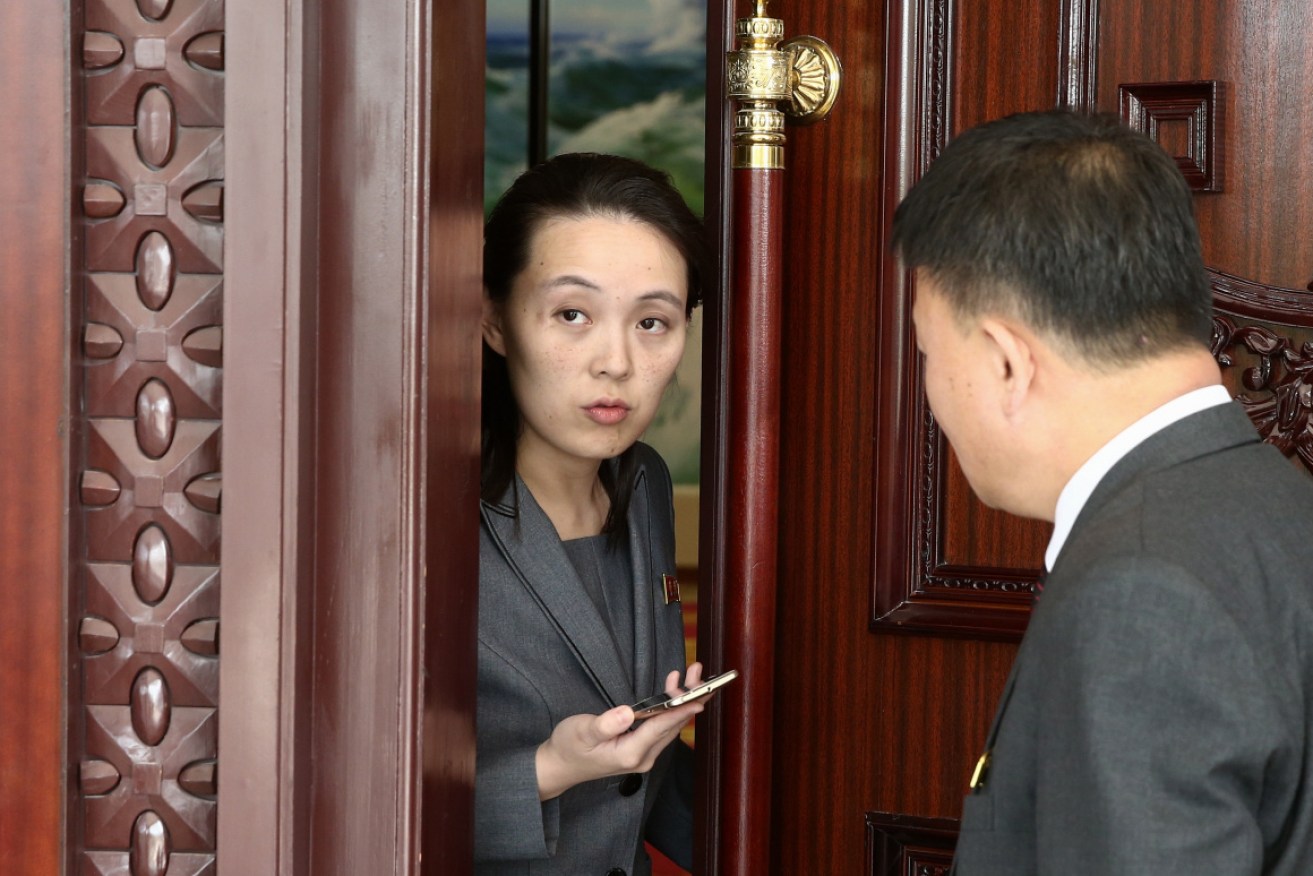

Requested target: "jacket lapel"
[
  {"left": 481, "top": 479, "right": 635, "bottom": 708},
  {"left": 628, "top": 466, "right": 660, "bottom": 699}
]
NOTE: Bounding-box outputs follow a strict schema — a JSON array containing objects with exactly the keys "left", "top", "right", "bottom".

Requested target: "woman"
[{"left": 476, "top": 152, "right": 707, "bottom": 875}]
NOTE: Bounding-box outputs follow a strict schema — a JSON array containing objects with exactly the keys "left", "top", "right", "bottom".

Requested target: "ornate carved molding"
[
  {"left": 1212, "top": 316, "right": 1313, "bottom": 473},
  {"left": 78, "top": 0, "right": 223, "bottom": 869},
  {"left": 922, "top": 0, "right": 953, "bottom": 167},
  {"left": 1209, "top": 267, "right": 1313, "bottom": 474}
]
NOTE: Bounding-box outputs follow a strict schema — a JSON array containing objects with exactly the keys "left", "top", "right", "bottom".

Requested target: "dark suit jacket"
[
  {"left": 474, "top": 443, "right": 691, "bottom": 875},
  {"left": 954, "top": 402, "right": 1313, "bottom": 875}
]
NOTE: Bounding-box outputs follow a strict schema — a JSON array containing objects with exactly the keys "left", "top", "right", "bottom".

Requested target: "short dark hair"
[
  {"left": 481, "top": 153, "right": 705, "bottom": 530},
  {"left": 892, "top": 110, "right": 1213, "bottom": 363}
]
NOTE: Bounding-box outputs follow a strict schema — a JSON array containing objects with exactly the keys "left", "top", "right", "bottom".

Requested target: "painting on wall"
[{"left": 485, "top": 0, "right": 707, "bottom": 486}]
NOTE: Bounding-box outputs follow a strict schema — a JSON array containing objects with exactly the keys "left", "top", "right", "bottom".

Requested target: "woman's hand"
[{"left": 535, "top": 663, "right": 707, "bottom": 802}]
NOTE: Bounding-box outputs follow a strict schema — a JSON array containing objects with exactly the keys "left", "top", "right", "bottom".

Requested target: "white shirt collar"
[{"left": 1044, "top": 384, "right": 1231, "bottom": 571}]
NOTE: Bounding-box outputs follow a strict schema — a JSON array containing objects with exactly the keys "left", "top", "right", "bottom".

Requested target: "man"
[{"left": 893, "top": 109, "right": 1313, "bottom": 874}]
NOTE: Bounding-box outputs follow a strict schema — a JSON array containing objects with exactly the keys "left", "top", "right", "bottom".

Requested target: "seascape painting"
[{"left": 486, "top": 0, "right": 707, "bottom": 485}]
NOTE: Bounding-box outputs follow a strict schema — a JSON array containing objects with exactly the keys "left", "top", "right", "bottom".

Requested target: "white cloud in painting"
[
  {"left": 645, "top": 0, "right": 705, "bottom": 55},
  {"left": 556, "top": 91, "right": 701, "bottom": 159}
]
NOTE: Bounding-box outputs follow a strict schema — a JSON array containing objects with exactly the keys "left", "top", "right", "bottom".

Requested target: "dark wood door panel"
[
  {"left": 757, "top": 0, "right": 1313, "bottom": 872},
  {"left": 765, "top": 0, "right": 1029, "bottom": 870},
  {"left": 1095, "top": 0, "right": 1313, "bottom": 291},
  {"left": 952, "top": 0, "right": 1063, "bottom": 129}
]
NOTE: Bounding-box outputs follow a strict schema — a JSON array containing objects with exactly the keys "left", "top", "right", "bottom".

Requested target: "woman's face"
[{"left": 484, "top": 214, "right": 689, "bottom": 475}]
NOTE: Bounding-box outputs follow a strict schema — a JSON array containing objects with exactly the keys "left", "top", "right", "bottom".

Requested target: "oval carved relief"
[
  {"left": 131, "top": 668, "right": 171, "bottom": 746},
  {"left": 135, "top": 232, "right": 175, "bottom": 311},
  {"left": 132, "top": 524, "right": 173, "bottom": 604},
  {"left": 130, "top": 810, "right": 170, "bottom": 876},
  {"left": 135, "top": 86, "right": 177, "bottom": 170},
  {"left": 135, "top": 379, "right": 176, "bottom": 459},
  {"left": 83, "top": 32, "right": 125, "bottom": 69},
  {"left": 136, "top": 0, "right": 175, "bottom": 22}
]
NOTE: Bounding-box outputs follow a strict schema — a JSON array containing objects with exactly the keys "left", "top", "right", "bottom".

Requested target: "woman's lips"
[{"left": 584, "top": 403, "right": 630, "bottom": 425}]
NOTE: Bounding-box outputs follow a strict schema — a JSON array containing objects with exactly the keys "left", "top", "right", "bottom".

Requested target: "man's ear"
[
  {"left": 979, "top": 317, "right": 1036, "bottom": 418},
  {"left": 482, "top": 293, "right": 506, "bottom": 356}
]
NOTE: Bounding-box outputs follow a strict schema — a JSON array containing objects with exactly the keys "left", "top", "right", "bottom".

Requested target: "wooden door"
[
  {"left": 0, "top": 0, "right": 482, "bottom": 873},
  {"left": 695, "top": 1, "right": 1313, "bottom": 873}
]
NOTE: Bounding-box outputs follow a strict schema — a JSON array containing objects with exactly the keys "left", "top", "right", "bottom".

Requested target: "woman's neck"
[{"left": 517, "top": 452, "right": 611, "bottom": 540}]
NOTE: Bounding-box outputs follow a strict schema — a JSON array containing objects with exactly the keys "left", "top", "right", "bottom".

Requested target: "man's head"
[
  {"left": 894, "top": 110, "right": 1220, "bottom": 519},
  {"left": 893, "top": 110, "right": 1213, "bottom": 365}
]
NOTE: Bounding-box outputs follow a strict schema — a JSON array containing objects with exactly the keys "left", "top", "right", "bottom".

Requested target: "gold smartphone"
[{"left": 630, "top": 669, "right": 739, "bottom": 719}]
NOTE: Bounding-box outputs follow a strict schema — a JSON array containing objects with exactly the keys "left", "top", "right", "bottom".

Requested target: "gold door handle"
[{"left": 727, "top": 1, "right": 843, "bottom": 169}]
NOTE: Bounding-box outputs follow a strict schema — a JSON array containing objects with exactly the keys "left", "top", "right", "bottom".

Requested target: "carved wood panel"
[
  {"left": 873, "top": 0, "right": 1313, "bottom": 642},
  {"left": 866, "top": 813, "right": 959, "bottom": 876},
  {"left": 871, "top": 0, "right": 1059, "bottom": 640},
  {"left": 78, "top": 0, "right": 224, "bottom": 871},
  {"left": 769, "top": 0, "right": 1313, "bottom": 869},
  {"left": 1095, "top": 0, "right": 1313, "bottom": 292},
  {"left": 1211, "top": 270, "right": 1313, "bottom": 475}
]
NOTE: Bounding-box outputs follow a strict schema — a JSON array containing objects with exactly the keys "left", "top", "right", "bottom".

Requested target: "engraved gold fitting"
[{"left": 726, "top": 1, "right": 842, "bottom": 170}]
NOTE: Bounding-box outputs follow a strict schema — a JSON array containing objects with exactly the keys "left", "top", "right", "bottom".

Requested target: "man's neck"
[{"left": 1046, "top": 346, "right": 1223, "bottom": 512}]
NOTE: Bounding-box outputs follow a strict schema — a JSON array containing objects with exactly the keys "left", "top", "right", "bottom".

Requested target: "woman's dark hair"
[
  {"left": 892, "top": 110, "right": 1212, "bottom": 364},
  {"left": 481, "top": 152, "right": 706, "bottom": 536}
]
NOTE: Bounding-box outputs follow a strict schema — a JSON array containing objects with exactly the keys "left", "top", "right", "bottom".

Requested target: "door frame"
[{"left": 221, "top": 0, "right": 482, "bottom": 872}]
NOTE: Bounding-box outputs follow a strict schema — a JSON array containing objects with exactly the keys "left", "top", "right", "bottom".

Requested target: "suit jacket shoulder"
[{"left": 954, "top": 403, "right": 1313, "bottom": 876}]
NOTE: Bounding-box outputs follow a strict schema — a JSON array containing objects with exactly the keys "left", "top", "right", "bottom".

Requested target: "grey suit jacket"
[
  {"left": 954, "top": 402, "right": 1313, "bottom": 875},
  {"left": 474, "top": 443, "right": 691, "bottom": 875}
]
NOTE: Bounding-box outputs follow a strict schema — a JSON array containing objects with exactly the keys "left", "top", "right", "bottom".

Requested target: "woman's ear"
[{"left": 482, "top": 293, "right": 507, "bottom": 356}]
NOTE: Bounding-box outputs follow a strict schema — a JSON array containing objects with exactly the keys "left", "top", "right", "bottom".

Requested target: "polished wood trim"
[
  {"left": 305, "top": 0, "right": 447, "bottom": 869},
  {"left": 694, "top": 2, "right": 735, "bottom": 872},
  {"left": 220, "top": 0, "right": 314, "bottom": 871},
  {"left": 223, "top": 0, "right": 480, "bottom": 872},
  {"left": 712, "top": 166, "right": 784, "bottom": 876},
  {"left": 0, "top": 3, "right": 71, "bottom": 871},
  {"left": 872, "top": 0, "right": 944, "bottom": 634},
  {"left": 1211, "top": 268, "right": 1313, "bottom": 327},
  {"left": 421, "top": 0, "right": 483, "bottom": 869},
  {"left": 1058, "top": 0, "right": 1099, "bottom": 110}
]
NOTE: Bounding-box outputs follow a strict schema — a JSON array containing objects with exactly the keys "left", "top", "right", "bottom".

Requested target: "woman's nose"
[{"left": 591, "top": 328, "right": 633, "bottom": 379}]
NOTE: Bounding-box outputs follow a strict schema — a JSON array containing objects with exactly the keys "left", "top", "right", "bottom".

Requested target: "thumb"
[{"left": 593, "top": 704, "right": 635, "bottom": 742}]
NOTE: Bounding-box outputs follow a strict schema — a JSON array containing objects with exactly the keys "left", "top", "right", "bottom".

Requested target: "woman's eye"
[
  {"left": 559, "top": 309, "right": 587, "bottom": 324},
  {"left": 638, "top": 317, "right": 667, "bottom": 333}
]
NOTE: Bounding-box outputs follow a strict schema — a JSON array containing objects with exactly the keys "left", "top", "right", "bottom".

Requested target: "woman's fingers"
[
  {"left": 663, "top": 662, "right": 705, "bottom": 697},
  {"left": 684, "top": 661, "right": 703, "bottom": 688}
]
